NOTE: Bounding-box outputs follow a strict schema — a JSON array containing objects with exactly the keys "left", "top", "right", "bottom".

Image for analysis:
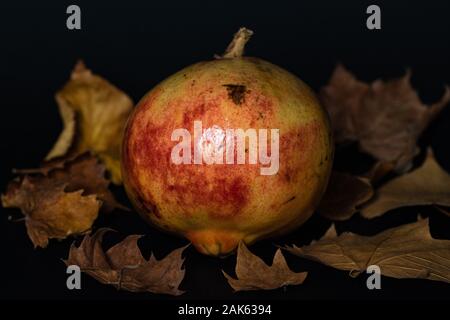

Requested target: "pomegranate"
[{"left": 122, "top": 28, "right": 333, "bottom": 256}]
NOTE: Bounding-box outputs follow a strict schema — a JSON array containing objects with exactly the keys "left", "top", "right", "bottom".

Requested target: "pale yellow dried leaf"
[
  {"left": 47, "top": 61, "right": 133, "bottom": 184},
  {"left": 361, "top": 149, "right": 450, "bottom": 219},
  {"left": 285, "top": 218, "right": 450, "bottom": 283}
]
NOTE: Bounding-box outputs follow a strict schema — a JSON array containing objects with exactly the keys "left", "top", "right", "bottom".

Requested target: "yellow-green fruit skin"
[{"left": 122, "top": 57, "right": 333, "bottom": 256}]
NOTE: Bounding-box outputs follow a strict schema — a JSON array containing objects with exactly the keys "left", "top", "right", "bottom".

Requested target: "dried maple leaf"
[
  {"left": 320, "top": 64, "right": 369, "bottom": 143},
  {"left": 2, "top": 177, "right": 100, "bottom": 248},
  {"left": 285, "top": 218, "right": 450, "bottom": 283},
  {"left": 2, "top": 154, "right": 123, "bottom": 247},
  {"left": 65, "top": 229, "right": 187, "bottom": 295},
  {"left": 223, "top": 242, "right": 307, "bottom": 291},
  {"left": 320, "top": 65, "right": 450, "bottom": 171},
  {"left": 9, "top": 153, "right": 123, "bottom": 212},
  {"left": 48, "top": 153, "right": 126, "bottom": 212},
  {"left": 361, "top": 149, "right": 450, "bottom": 219},
  {"left": 46, "top": 61, "right": 134, "bottom": 184},
  {"left": 318, "top": 171, "right": 374, "bottom": 221}
]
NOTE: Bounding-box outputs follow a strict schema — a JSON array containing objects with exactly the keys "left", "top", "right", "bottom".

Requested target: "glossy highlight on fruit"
[{"left": 122, "top": 28, "right": 333, "bottom": 256}]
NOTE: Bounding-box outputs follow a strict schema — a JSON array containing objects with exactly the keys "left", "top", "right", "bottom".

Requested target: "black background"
[{"left": 1, "top": 0, "right": 450, "bottom": 302}]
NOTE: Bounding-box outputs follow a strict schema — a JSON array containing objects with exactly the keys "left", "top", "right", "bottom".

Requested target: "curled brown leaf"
[
  {"left": 321, "top": 65, "right": 450, "bottom": 171},
  {"left": 65, "top": 229, "right": 188, "bottom": 295},
  {"left": 2, "top": 154, "right": 124, "bottom": 247}
]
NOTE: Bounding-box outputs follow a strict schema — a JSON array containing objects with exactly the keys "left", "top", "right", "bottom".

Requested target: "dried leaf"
[
  {"left": 2, "top": 177, "right": 100, "bottom": 248},
  {"left": 47, "top": 61, "right": 134, "bottom": 184},
  {"left": 10, "top": 154, "right": 123, "bottom": 212},
  {"left": 361, "top": 149, "right": 450, "bottom": 219},
  {"left": 286, "top": 218, "right": 450, "bottom": 283},
  {"left": 318, "top": 172, "right": 374, "bottom": 221},
  {"left": 223, "top": 242, "right": 307, "bottom": 291},
  {"left": 321, "top": 65, "right": 450, "bottom": 171},
  {"left": 2, "top": 154, "right": 124, "bottom": 247},
  {"left": 65, "top": 229, "right": 187, "bottom": 296},
  {"left": 48, "top": 154, "right": 126, "bottom": 212}
]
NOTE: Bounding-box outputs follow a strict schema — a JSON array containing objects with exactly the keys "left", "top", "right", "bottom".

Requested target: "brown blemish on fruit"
[
  {"left": 257, "top": 111, "right": 264, "bottom": 120},
  {"left": 282, "top": 196, "right": 296, "bottom": 205},
  {"left": 284, "top": 173, "right": 291, "bottom": 183},
  {"left": 223, "top": 84, "right": 247, "bottom": 105}
]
